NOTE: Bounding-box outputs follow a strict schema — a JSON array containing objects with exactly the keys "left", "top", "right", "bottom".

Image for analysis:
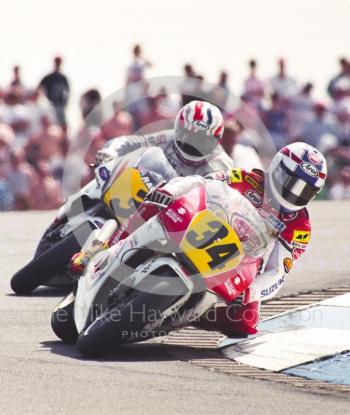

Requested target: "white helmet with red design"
[
  {"left": 174, "top": 100, "right": 224, "bottom": 164},
  {"left": 265, "top": 142, "right": 327, "bottom": 212}
]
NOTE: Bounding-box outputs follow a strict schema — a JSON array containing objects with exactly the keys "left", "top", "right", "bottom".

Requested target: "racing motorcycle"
[
  {"left": 51, "top": 180, "right": 274, "bottom": 357},
  {"left": 11, "top": 147, "right": 177, "bottom": 295}
]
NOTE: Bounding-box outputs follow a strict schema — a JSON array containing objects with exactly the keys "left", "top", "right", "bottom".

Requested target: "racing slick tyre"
[
  {"left": 51, "top": 292, "right": 78, "bottom": 343},
  {"left": 10, "top": 222, "right": 94, "bottom": 295},
  {"left": 77, "top": 267, "right": 187, "bottom": 358}
]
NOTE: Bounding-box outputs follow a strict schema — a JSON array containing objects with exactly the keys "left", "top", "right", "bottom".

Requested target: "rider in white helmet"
[
  {"left": 96, "top": 100, "right": 233, "bottom": 176},
  {"left": 88, "top": 142, "right": 327, "bottom": 337}
]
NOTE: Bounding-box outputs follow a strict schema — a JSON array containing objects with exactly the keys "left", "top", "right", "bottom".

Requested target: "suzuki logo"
[
  {"left": 301, "top": 162, "right": 319, "bottom": 177},
  {"left": 178, "top": 207, "right": 186, "bottom": 215}
]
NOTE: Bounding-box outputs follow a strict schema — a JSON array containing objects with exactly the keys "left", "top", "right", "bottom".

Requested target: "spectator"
[
  {"left": 26, "top": 87, "right": 56, "bottom": 135},
  {"left": 155, "top": 87, "right": 180, "bottom": 118},
  {"left": 288, "top": 82, "right": 315, "bottom": 139},
  {"left": 25, "top": 116, "right": 66, "bottom": 169},
  {"left": 80, "top": 88, "right": 102, "bottom": 127},
  {"left": 139, "top": 95, "right": 174, "bottom": 132},
  {"left": 221, "top": 118, "right": 263, "bottom": 170},
  {"left": 125, "top": 45, "right": 151, "bottom": 131},
  {"left": 100, "top": 101, "right": 133, "bottom": 140},
  {"left": 301, "top": 102, "right": 337, "bottom": 149},
  {"left": 0, "top": 123, "right": 15, "bottom": 174},
  {"left": 180, "top": 63, "right": 198, "bottom": 105},
  {"left": 333, "top": 98, "right": 350, "bottom": 146},
  {"left": 210, "top": 71, "right": 230, "bottom": 109},
  {"left": 0, "top": 89, "right": 29, "bottom": 147},
  {"left": 0, "top": 179, "right": 14, "bottom": 211},
  {"left": 32, "top": 160, "right": 63, "bottom": 209},
  {"left": 191, "top": 74, "right": 209, "bottom": 102},
  {"left": 4, "top": 148, "right": 39, "bottom": 209},
  {"left": 39, "top": 56, "right": 70, "bottom": 129},
  {"left": 270, "top": 58, "right": 297, "bottom": 99},
  {"left": 243, "top": 59, "right": 265, "bottom": 109},
  {"left": 126, "top": 44, "right": 152, "bottom": 85},
  {"left": 263, "top": 93, "right": 289, "bottom": 150},
  {"left": 329, "top": 166, "right": 350, "bottom": 200},
  {"left": 10, "top": 65, "right": 25, "bottom": 91},
  {"left": 327, "top": 57, "right": 350, "bottom": 100}
]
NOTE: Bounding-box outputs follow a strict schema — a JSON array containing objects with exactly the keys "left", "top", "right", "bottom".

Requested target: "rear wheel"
[
  {"left": 77, "top": 267, "right": 187, "bottom": 358},
  {"left": 11, "top": 222, "right": 93, "bottom": 295},
  {"left": 51, "top": 292, "right": 78, "bottom": 343}
]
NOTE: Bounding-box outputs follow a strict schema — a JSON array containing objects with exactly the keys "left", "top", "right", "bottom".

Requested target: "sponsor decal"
[
  {"left": 245, "top": 174, "right": 264, "bottom": 193},
  {"left": 266, "top": 214, "right": 286, "bottom": 233},
  {"left": 292, "top": 230, "right": 310, "bottom": 244},
  {"left": 178, "top": 207, "right": 186, "bottom": 215},
  {"left": 165, "top": 208, "right": 183, "bottom": 223},
  {"left": 192, "top": 120, "right": 210, "bottom": 130},
  {"left": 283, "top": 257, "right": 293, "bottom": 273},
  {"left": 292, "top": 241, "right": 308, "bottom": 249},
  {"left": 282, "top": 212, "right": 298, "bottom": 222},
  {"left": 229, "top": 168, "right": 243, "bottom": 183},
  {"left": 261, "top": 275, "right": 285, "bottom": 297},
  {"left": 292, "top": 248, "right": 304, "bottom": 261},
  {"left": 245, "top": 189, "right": 262, "bottom": 206},
  {"left": 98, "top": 166, "right": 110, "bottom": 181},
  {"left": 224, "top": 280, "right": 237, "bottom": 296},
  {"left": 141, "top": 259, "right": 156, "bottom": 274},
  {"left": 301, "top": 162, "right": 319, "bottom": 178}
]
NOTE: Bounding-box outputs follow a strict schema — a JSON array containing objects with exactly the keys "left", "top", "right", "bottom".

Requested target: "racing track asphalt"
[{"left": 1, "top": 201, "right": 350, "bottom": 415}]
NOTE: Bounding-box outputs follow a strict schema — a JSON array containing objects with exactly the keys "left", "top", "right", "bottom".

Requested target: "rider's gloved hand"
[
  {"left": 70, "top": 251, "right": 92, "bottom": 274},
  {"left": 70, "top": 241, "right": 108, "bottom": 274},
  {"left": 95, "top": 148, "right": 116, "bottom": 166}
]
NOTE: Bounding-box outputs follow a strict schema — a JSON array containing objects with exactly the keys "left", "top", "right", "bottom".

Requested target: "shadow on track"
[
  {"left": 40, "top": 340, "right": 219, "bottom": 363},
  {"left": 6, "top": 286, "right": 71, "bottom": 298}
]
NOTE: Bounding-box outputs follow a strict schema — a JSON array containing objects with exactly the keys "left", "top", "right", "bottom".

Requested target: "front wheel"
[
  {"left": 51, "top": 292, "right": 78, "bottom": 343},
  {"left": 77, "top": 269, "right": 187, "bottom": 358}
]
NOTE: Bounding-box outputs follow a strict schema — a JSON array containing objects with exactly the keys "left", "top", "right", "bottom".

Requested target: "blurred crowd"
[{"left": 1, "top": 45, "right": 350, "bottom": 211}]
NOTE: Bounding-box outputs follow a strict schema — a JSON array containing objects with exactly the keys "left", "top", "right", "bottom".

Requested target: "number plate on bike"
[
  {"left": 103, "top": 167, "right": 149, "bottom": 223},
  {"left": 180, "top": 210, "right": 243, "bottom": 277}
]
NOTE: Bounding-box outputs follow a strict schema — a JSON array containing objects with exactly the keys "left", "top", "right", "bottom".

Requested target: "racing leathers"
[
  {"left": 103, "top": 168, "right": 311, "bottom": 337},
  {"left": 97, "top": 129, "right": 234, "bottom": 176}
]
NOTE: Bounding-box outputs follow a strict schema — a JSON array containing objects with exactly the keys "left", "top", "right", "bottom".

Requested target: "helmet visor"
[
  {"left": 272, "top": 163, "right": 320, "bottom": 207},
  {"left": 175, "top": 128, "right": 219, "bottom": 158}
]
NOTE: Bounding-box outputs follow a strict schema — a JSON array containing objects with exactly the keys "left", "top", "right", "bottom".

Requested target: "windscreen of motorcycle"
[{"left": 204, "top": 181, "right": 271, "bottom": 258}]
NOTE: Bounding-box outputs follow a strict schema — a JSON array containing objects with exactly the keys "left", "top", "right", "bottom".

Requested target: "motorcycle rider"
[
  {"left": 72, "top": 142, "right": 327, "bottom": 337},
  {"left": 71, "top": 100, "right": 233, "bottom": 266},
  {"left": 96, "top": 100, "right": 233, "bottom": 176}
]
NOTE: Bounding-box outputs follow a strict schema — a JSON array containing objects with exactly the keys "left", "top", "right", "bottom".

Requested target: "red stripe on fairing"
[
  {"left": 193, "top": 102, "right": 204, "bottom": 121},
  {"left": 213, "top": 124, "right": 223, "bottom": 137},
  {"left": 319, "top": 171, "right": 326, "bottom": 179}
]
